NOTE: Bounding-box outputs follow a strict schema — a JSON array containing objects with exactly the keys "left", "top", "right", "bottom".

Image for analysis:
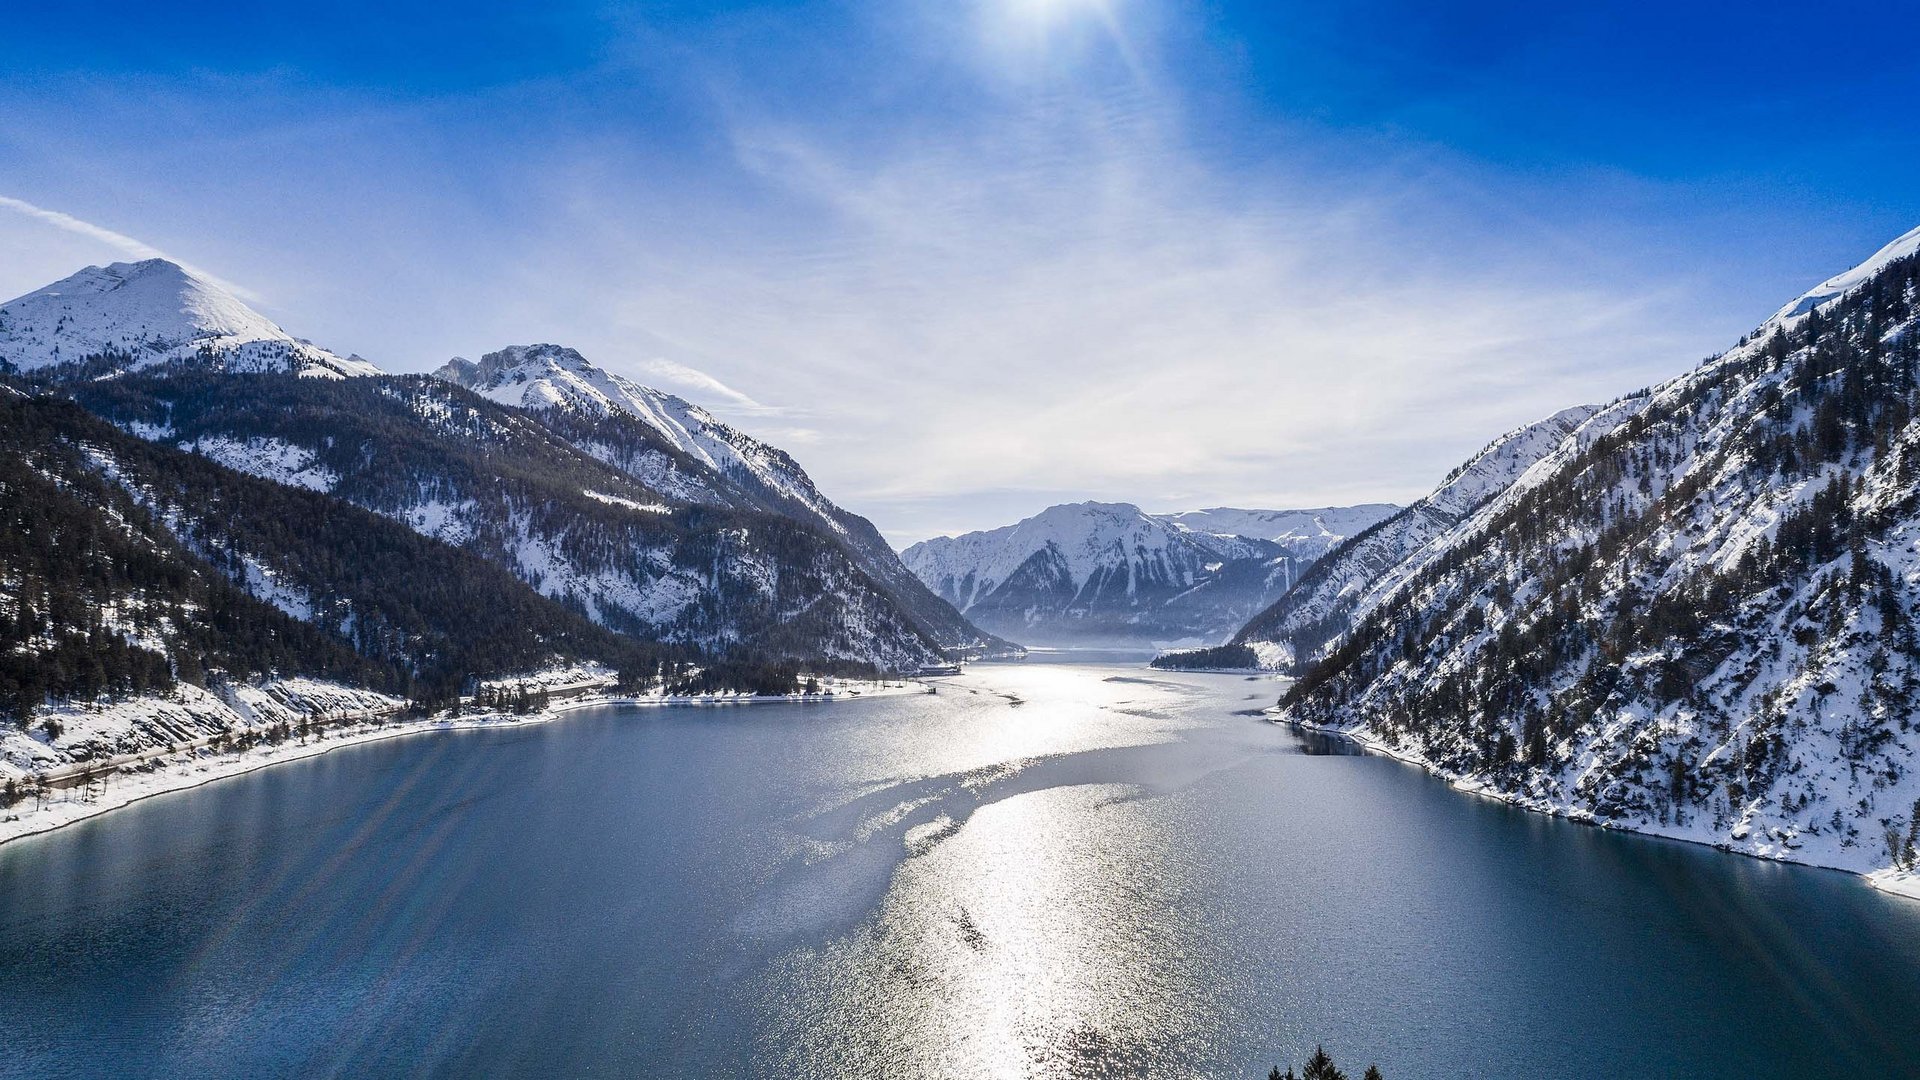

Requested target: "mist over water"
[{"left": 2, "top": 662, "right": 1917, "bottom": 1078}]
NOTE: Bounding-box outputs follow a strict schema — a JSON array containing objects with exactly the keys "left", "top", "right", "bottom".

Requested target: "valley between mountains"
[{"left": 6, "top": 230, "right": 1920, "bottom": 899}]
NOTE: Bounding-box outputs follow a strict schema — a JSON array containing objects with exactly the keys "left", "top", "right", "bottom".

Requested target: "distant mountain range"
[
  {"left": 902, "top": 501, "right": 1397, "bottom": 647},
  {"left": 0, "top": 258, "right": 1010, "bottom": 774}
]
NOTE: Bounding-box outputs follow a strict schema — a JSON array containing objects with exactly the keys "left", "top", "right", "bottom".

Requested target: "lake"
[{"left": 2, "top": 660, "right": 1918, "bottom": 1078}]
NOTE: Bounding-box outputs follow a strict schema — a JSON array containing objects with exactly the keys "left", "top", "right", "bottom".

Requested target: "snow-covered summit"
[
  {"left": 433, "top": 344, "right": 1007, "bottom": 654},
  {"left": 434, "top": 344, "right": 843, "bottom": 534},
  {"left": 438, "top": 344, "right": 718, "bottom": 457},
  {"left": 904, "top": 502, "right": 1190, "bottom": 609},
  {"left": 0, "top": 259, "right": 378, "bottom": 379},
  {"left": 1769, "top": 223, "right": 1920, "bottom": 327}
]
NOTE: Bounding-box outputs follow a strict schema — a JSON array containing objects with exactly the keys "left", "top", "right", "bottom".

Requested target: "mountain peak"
[
  {"left": 67, "top": 258, "right": 193, "bottom": 290},
  {"left": 427, "top": 340, "right": 1006, "bottom": 654},
  {"left": 432, "top": 341, "right": 840, "bottom": 523},
  {"left": 0, "top": 260, "right": 378, "bottom": 379},
  {"left": 436, "top": 343, "right": 605, "bottom": 394}
]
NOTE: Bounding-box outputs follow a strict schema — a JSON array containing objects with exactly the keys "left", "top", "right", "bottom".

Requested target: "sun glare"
[{"left": 1010, "top": 0, "right": 1113, "bottom": 26}]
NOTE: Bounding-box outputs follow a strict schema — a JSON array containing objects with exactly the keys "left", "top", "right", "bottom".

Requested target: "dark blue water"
[{"left": 2, "top": 662, "right": 1918, "bottom": 1078}]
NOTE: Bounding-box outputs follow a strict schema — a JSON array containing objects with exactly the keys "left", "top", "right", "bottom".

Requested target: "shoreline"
[
  {"left": 0, "top": 681, "right": 923, "bottom": 850},
  {"left": 1269, "top": 711, "right": 1920, "bottom": 905},
  {"left": 1145, "top": 666, "right": 1286, "bottom": 676}
]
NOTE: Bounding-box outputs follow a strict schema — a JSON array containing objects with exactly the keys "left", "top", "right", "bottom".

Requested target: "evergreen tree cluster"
[
  {"left": 0, "top": 393, "right": 387, "bottom": 724},
  {"left": 1266, "top": 1045, "right": 1384, "bottom": 1080},
  {"left": 1151, "top": 643, "right": 1261, "bottom": 670}
]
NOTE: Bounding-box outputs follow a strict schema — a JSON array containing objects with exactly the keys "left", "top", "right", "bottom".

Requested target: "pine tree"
[{"left": 1303, "top": 1046, "right": 1347, "bottom": 1080}]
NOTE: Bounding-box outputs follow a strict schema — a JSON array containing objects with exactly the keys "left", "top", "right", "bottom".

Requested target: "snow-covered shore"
[
  {"left": 1272, "top": 712, "right": 1920, "bottom": 904},
  {"left": 0, "top": 676, "right": 923, "bottom": 849}
]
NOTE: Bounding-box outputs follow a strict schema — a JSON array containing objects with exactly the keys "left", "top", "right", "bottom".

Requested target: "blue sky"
[{"left": 2, "top": 0, "right": 1916, "bottom": 542}]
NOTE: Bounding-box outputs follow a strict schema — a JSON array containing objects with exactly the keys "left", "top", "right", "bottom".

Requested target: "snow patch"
[
  {"left": 582, "top": 489, "right": 669, "bottom": 513},
  {"left": 178, "top": 435, "right": 339, "bottom": 492}
]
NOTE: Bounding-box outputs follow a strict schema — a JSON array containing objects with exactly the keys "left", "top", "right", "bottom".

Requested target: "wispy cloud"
[
  {"left": 0, "top": 194, "right": 262, "bottom": 302},
  {"left": 578, "top": 79, "right": 1727, "bottom": 544},
  {"left": 0, "top": 6, "right": 1775, "bottom": 548},
  {"left": 637, "top": 356, "right": 782, "bottom": 414}
]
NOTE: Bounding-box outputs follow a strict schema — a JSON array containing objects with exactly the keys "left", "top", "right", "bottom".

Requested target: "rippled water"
[{"left": 2, "top": 661, "right": 1918, "bottom": 1078}]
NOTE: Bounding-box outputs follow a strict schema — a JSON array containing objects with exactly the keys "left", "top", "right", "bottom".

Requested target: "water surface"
[{"left": 2, "top": 661, "right": 1917, "bottom": 1078}]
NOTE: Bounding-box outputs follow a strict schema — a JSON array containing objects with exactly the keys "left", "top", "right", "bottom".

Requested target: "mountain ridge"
[
  {"left": 1, "top": 258, "right": 977, "bottom": 705},
  {"left": 1257, "top": 224, "right": 1920, "bottom": 881},
  {"left": 904, "top": 499, "right": 1397, "bottom": 647},
  {"left": 434, "top": 343, "right": 1013, "bottom": 656}
]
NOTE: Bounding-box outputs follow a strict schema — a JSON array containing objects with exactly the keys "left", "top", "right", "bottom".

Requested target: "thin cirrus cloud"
[
  {"left": 565, "top": 80, "right": 1728, "bottom": 545},
  {"left": 0, "top": 4, "right": 1805, "bottom": 548},
  {"left": 637, "top": 356, "right": 782, "bottom": 414},
  {"left": 0, "top": 194, "right": 264, "bottom": 303}
]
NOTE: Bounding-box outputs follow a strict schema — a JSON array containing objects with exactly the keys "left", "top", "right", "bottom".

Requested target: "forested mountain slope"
[
  {"left": 1276, "top": 233, "right": 1920, "bottom": 877},
  {"left": 65, "top": 372, "right": 946, "bottom": 671},
  {"left": 1227, "top": 404, "right": 1631, "bottom": 670},
  {"left": 0, "top": 389, "right": 680, "bottom": 775},
  {"left": 435, "top": 344, "right": 1010, "bottom": 655},
  {"left": 1, "top": 261, "right": 982, "bottom": 674}
]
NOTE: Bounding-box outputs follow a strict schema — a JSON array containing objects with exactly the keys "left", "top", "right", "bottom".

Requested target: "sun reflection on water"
[{"left": 755, "top": 767, "right": 1227, "bottom": 1076}]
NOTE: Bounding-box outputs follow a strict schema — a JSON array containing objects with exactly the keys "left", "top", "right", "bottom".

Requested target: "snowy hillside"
[
  {"left": 1230, "top": 404, "right": 1625, "bottom": 670},
  {"left": 438, "top": 345, "right": 844, "bottom": 532},
  {"left": 435, "top": 345, "right": 1007, "bottom": 655},
  {"left": 0, "top": 254, "right": 968, "bottom": 673},
  {"left": 1768, "top": 223, "right": 1920, "bottom": 328},
  {"left": 902, "top": 501, "right": 1385, "bottom": 647},
  {"left": 1272, "top": 228, "right": 1920, "bottom": 880},
  {"left": 68, "top": 371, "right": 946, "bottom": 672},
  {"left": 0, "top": 388, "right": 689, "bottom": 732},
  {"left": 0, "top": 260, "right": 378, "bottom": 379},
  {"left": 0, "top": 679, "right": 401, "bottom": 785}
]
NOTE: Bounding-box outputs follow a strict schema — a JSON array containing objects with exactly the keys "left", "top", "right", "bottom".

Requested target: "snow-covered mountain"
[
  {"left": 902, "top": 501, "right": 1393, "bottom": 647},
  {"left": 0, "top": 387, "right": 672, "bottom": 759},
  {"left": 65, "top": 370, "right": 948, "bottom": 673},
  {"left": 1, "top": 260, "right": 968, "bottom": 677},
  {"left": 434, "top": 344, "right": 1009, "bottom": 656},
  {"left": 1161, "top": 504, "right": 1400, "bottom": 563},
  {"left": 1261, "top": 226, "right": 1920, "bottom": 883},
  {"left": 0, "top": 259, "right": 378, "bottom": 379},
  {"left": 1767, "top": 223, "right": 1920, "bottom": 327},
  {"left": 436, "top": 344, "right": 839, "bottom": 529},
  {"left": 1225, "top": 404, "right": 1625, "bottom": 670}
]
